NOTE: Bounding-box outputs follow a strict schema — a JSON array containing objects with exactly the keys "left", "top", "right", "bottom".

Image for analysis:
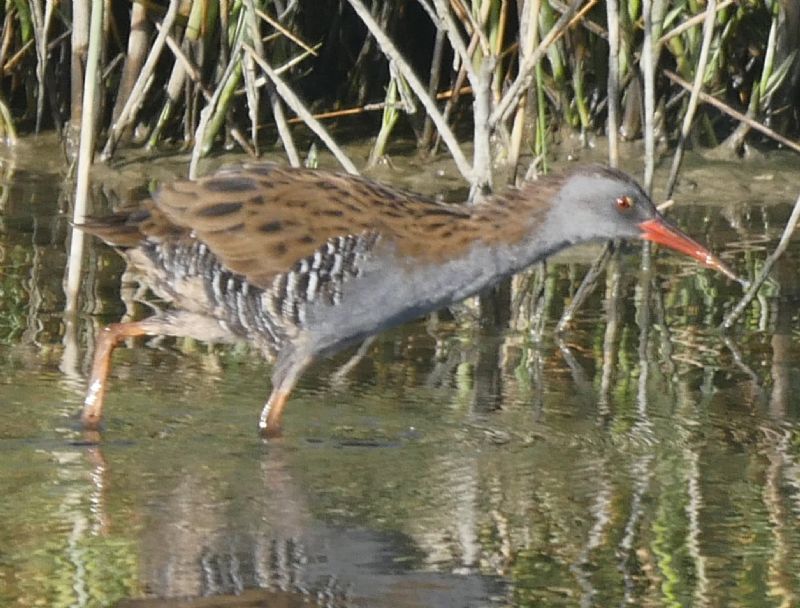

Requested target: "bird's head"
[{"left": 546, "top": 165, "right": 739, "bottom": 282}]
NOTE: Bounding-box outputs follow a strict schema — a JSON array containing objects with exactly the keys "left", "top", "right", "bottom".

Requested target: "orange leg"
[
  {"left": 259, "top": 351, "right": 312, "bottom": 438},
  {"left": 82, "top": 320, "right": 160, "bottom": 429},
  {"left": 259, "top": 389, "right": 291, "bottom": 439}
]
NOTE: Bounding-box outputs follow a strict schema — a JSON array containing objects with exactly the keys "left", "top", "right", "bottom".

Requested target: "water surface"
[{"left": 1, "top": 137, "right": 800, "bottom": 607}]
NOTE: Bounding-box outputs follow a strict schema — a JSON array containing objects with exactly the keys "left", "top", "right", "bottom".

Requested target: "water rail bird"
[{"left": 78, "top": 163, "right": 737, "bottom": 436}]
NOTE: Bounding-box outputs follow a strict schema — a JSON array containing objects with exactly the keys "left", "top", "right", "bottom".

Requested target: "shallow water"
[{"left": 1, "top": 136, "right": 800, "bottom": 607}]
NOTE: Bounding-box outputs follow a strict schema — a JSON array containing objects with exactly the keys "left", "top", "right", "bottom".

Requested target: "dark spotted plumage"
[
  {"left": 78, "top": 162, "right": 736, "bottom": 436},
  {"left": 103, "top": 214, "right": 380, "bottom": 359}
]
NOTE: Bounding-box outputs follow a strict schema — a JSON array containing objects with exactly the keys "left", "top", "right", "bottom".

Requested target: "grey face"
[{"left": 549, "top": 167, "right": 658, "bottom": 244}]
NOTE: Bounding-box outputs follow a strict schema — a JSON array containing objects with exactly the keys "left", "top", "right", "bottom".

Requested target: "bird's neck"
[
  {"left": 395, "top": 194, "right": 573, "bottom": 308},
  {"left": 440, "top": 226, "right": 570, "bottom": 305},
  {"left": 454, "top": 177, "right": 571, "bottom": 279}
]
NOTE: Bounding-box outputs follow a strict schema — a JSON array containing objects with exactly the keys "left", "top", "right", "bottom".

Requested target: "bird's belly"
[{"left": 301, "top": 253, "right": 499, "bottom": 357}]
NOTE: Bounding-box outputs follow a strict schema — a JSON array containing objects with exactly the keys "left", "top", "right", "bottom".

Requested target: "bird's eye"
[{"left": 615, "top": 195, "right": 634, "bottom": 211}]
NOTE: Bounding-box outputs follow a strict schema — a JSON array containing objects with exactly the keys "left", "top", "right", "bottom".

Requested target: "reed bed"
[{"left": 0, "top": 0, "right": 795, "bottom": 187}]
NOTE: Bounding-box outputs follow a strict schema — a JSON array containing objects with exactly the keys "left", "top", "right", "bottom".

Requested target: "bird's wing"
[{"left": 152, "top": 163, "right": 471, "bottom": 289}]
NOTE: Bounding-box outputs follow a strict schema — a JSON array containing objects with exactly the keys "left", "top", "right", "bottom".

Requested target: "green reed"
[{"left": 0, "top": 0, "right": 795, "bottom": 179}]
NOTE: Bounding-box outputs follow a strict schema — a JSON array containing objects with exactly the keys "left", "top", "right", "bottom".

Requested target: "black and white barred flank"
[{"left": 144, "top": 231, "right": 379, "bottom": 354}]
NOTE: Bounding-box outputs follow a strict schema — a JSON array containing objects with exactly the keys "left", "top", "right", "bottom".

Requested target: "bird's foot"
[{"left": 258, "top": 422, "right": 284, "bottom": 440}]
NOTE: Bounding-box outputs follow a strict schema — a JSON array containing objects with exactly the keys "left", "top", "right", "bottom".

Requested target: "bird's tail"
[
  {"left": 73, "top": 208, "right": 152, "bottom": 248},
  {"left": 74, "top": 201, "right": 184, "bottom": 248}
]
